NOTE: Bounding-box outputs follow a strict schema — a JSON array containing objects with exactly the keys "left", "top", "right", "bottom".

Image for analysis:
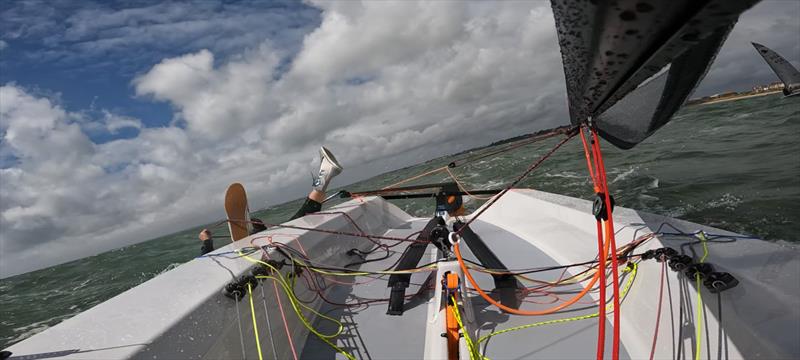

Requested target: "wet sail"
[
  {"left": 752, "top": 42, "right": 800, "bottom": 96},
  {"left": 550, "top": 0, "right": 760, "bottom": 149}
]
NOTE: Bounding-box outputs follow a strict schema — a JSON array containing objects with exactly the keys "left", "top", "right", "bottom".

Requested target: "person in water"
[{"left": 199, "top": 147, "right": 344, "bottom": 255}]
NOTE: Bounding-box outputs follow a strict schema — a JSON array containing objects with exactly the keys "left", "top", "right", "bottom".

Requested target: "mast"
[{"left": 752, "top": 42, "right": 800, "bottom": 95}]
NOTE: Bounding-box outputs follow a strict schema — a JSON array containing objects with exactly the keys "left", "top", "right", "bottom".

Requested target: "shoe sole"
[
  {"left": 320, "top": 146, "right": 343, "bottom": 172},
  {"left": 224, "top": 182, "right": 251, "bottom": 242}
]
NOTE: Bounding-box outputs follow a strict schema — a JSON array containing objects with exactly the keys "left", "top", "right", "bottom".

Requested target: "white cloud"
[
  {"left": 0, "top": 1, "right": 320, "bottom": 74},
  {"left": 1, "top": 1, "right": 570, "bottom": 277},
  {"left": 0, "top": 83, "right": 315, "bottom": 277},
  {"left": 3, "top": 0, "right": 796, "bottom": 277},
  {"left": 0, "top": 39, "right": 7, "bottom": 51},
  {"left": 102, "top": 111, "right": 142, "bottom": 134}
]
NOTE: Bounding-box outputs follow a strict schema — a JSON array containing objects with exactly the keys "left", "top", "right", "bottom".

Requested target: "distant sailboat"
[{"left": 752, "top": 42, "right": 800, "bottom": 97}]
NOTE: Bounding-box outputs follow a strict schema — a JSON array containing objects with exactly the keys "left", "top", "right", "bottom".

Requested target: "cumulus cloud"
[
  {"left": 0, "top": 0, "right": 320, "bottom": 75},
  {"left": 1, "top": 0, "right": 569, "bottom": 277},
  {"left": 1, "top": 0, "right": 797, "bottom": 277}
]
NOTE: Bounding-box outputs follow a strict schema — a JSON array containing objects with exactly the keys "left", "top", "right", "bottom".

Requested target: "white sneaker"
[{"left": 313, "top": 146, "right": 343, "bottom": 192}]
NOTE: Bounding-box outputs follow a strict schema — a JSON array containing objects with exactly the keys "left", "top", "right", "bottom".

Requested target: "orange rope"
[
  {"left": 579, "top": 127, "right": 600, "bottom": 192},
  {"left": 586, "top": 125, "right": 621, "bottom": 360},
  {"left": 453, "top": 228, "right": 612, "bottom": 316},
  {"left": 445, "top": 167, "right": 495, "bottom": 200},
  {"left": 380, "top": 166, "right": 448, "bottom": 190},
  {"left": 580, "top": 126, "right": 608, "bottom": 359}
]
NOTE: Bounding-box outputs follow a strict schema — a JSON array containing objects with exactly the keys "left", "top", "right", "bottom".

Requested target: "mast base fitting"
[{"left": 592, "top": 193, "right": 615, "bottom": 221}]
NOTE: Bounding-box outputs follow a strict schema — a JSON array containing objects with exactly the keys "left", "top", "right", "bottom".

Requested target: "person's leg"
[
  {"left": 290, "top": 147, "right": 342, "bottom": 220},
  {"left": 290, "top": 193, "right": 324, "bottom": 220}
]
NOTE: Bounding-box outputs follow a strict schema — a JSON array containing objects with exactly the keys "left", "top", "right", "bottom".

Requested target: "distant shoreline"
[{"left": 687, "top": 89, "right": 782, "bottom": 106}]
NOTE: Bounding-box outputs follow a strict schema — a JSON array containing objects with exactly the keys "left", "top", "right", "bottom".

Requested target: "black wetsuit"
[
  {"left": 200, "top": 239, "right": 214, "bottom": 256},
  {"left": 290, "top": 197, "right": 322, "bottom": 220}
]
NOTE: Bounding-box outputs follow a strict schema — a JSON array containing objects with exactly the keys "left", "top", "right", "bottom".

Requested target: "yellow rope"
[
  {"left": 450, "top": 295, "right": 486, "bottom": 360},
  {"left": 694, "top": 232, "right": 709, "bottom": 360},
  {"left": 477, "top": 262, "right": 638, "bottom": 345},
  {"left": 238, "top": 251, "right": 356, "bottom": 360},
  {"left": 247, "top": 283, "right": 264, "bottom": 360}
]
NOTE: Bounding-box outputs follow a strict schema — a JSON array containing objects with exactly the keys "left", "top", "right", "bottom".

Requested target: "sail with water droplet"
[
  {"left": 752, "top": 42, "right": 800, "bottom": 96},
  {"left": 551, "top": 0, "right": 759, "bottom": 149}
]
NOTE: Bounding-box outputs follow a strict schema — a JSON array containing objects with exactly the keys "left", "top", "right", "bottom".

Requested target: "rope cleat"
[
  {"left": 223, "top": 281, "right": 245, "bottom": 301},
  {"left": 668, "top": 254, "right": 692, "bottom": 271},
  {"left": 703, "top": 272, "right": 739, "bottom": 293},
  {"left": 685, "top": 263, "right": 714, "bottom": 279}
]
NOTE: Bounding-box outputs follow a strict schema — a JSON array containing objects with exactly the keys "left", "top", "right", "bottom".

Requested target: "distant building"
[
  {"left": 751, "top": 81, "right": 785, "bottom": 94},
  {"left": 767, "top": 81, "right": 785, "bottom": 91}
]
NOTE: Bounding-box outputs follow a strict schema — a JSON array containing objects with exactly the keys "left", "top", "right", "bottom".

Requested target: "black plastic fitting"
[
  {"left": 223, "top": 281, "right": 245, "bottom": 301},
  {"left": 685, "top": 263, "right": 714, "bottom": 279},
  {"left": 592, "top": 193, "right": 615, "bottom": 221},
  {"left": 703, "top": 272, "right": 739, "bottom": 293},
  {"left": 668, "top": 254, "right": 693, "bottom": 271}
]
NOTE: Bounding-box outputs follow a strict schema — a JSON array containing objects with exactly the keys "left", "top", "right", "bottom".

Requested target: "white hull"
[{"left": 6, "top": 189, "right": 799, "bottom": 359}]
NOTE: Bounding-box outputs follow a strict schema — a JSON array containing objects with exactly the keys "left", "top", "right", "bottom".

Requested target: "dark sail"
[
  {"left": 752, "top": 42, "right": 800, "bottom": 95},
  {"left": 550, "top": 0, "right": 760, "bottom": 149}
]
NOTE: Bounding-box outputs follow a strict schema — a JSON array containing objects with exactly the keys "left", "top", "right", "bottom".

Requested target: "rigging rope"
[
  {"left": 454, "top": 131, "right": 577, "bottom": 233},
  {"left": 649, "top": 259, "right": 667, "bottom": 360},
  {"left": 213, "top": 124, "right": 689, "bottom": 359},
  {"left": 247, "top": 283, "right": 265, "bottom": 360},
  {"left": 258, "top": 284, "right": 279, "bottom": 360},
  {"left": 476, "top": 262, "right": 638, "bottom": 346},
  {"left": 450, "top": 295, "right": 484, "bottom": 360},
  {"left": 694, "top": 232, "right": 709, "bottom": 360},
  {"left": 580, "top": 125, "right": 622, "bottom": 360},
  {"left": 234, "top": 292, "right": 247, "bottom": 359}
]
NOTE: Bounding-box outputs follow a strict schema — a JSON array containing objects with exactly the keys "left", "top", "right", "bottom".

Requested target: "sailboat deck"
[
  {"left": 301, "top": 218, "right": 629, "bottom": 359},
  {"left": 5, "top": 190, "right": 798, "bottom": 359}
]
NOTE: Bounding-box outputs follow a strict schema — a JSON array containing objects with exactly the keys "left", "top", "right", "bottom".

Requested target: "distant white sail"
[{"left": 752, "top": 42, "right": 800, "bottom": 95}]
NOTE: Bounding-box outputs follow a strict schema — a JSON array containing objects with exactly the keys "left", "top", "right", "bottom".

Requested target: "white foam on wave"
[
  {"left": 707, "top": 193, "right": 743, "bottom": 211},
  {"left": 71, "top": 278, "right": 92, "bottom": 292},
  {"left": 543, "top": 171, "right": 584, "bottom": 179},
  {"left": 611, "top": 166, "right": 638, "bottom": 183}
]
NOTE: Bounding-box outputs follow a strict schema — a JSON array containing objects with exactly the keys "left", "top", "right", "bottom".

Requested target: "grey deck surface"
[
  {"left": 302, "top": 219, "right": 435, "bottom": 359},
  {"left": 462, "top": 221, "right": 630, "bottom": 360},
  {"left": 301, "top": 219, "right": 631, "bottom": 360}
]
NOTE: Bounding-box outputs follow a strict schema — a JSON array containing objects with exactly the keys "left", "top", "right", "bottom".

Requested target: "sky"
[{"left": 1, "top": 0, "right": 798, "bottom": 278}]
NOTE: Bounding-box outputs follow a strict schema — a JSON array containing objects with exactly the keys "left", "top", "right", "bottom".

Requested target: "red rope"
[
  {"left": 263, "top": 246, "right": 299, "bottom": 360},
  {"left": 455, "top": 132, "right": 577, "bottom": 234},
  {"left": 594, "top": 219, "right": 608, "bottom": 359},
  {"left": 581, "top": 124, "right": 622, "bottom": 360},
  {"left": 649, "top": 260, "right": 667, "bottom": 360}
]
